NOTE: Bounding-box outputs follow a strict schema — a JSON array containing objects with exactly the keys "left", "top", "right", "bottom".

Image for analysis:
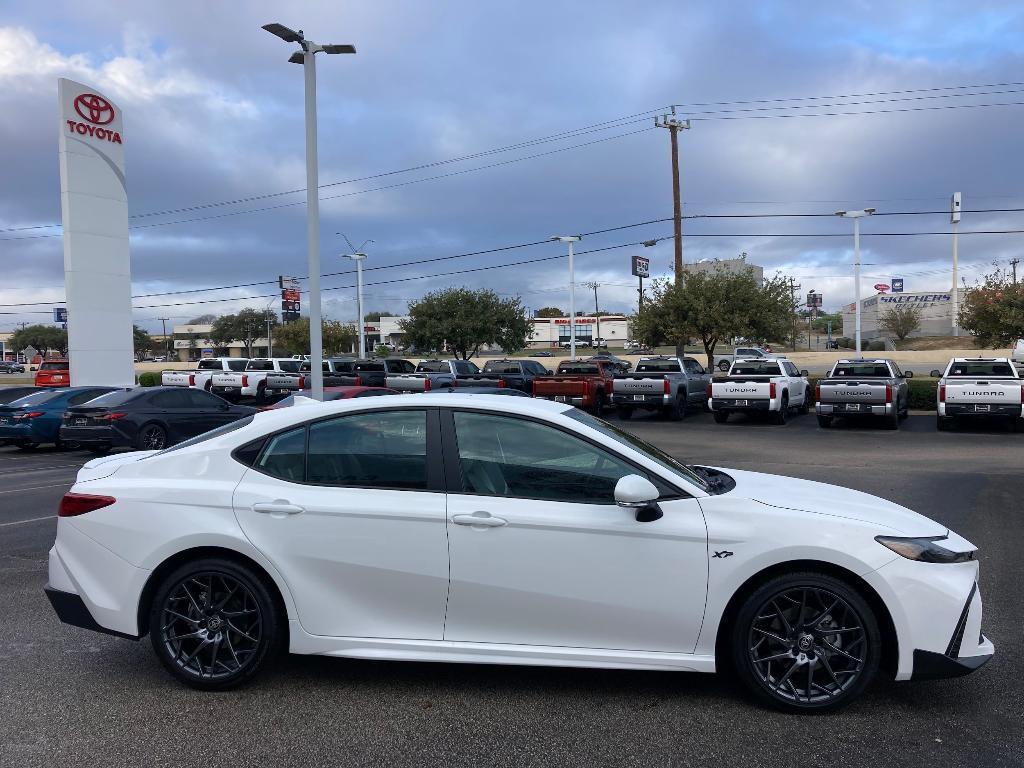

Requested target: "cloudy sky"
[{"left": 2, "top": 0, "right": 1023, "bottom": 333}]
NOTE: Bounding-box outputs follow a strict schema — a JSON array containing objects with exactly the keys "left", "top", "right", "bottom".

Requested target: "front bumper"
[{"left": 817, "top": 401, "right": 894, "bottom": 416}]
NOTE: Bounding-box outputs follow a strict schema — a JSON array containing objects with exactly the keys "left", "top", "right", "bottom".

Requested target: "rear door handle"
[
  {"left": 252, "top": 501, "right": 305, "bottom": 515},
  {"left": 452, "top": 512, "right": 507, "bottom": 528}
]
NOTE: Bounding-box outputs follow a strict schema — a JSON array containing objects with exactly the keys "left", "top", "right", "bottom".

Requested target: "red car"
[
  {"left": 262, "top": 386, "right": 397, "bottom": 410},
  {"left": 35, "top": 360, "right": 71, "bottom": 388}
]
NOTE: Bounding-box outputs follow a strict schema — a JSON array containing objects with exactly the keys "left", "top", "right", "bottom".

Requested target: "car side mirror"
[
  {"left": 929, "top": 369, "right": 941, "bottom": 378},
  {"left": 546, "top": 369, "right": 553, "bottom": 375},
  {"left": 801, "top": 369, "right": 809, "bottom": 377},
  {"left": 614, "top": 475, "right": 663, "bottom": 522},
  {"left": 903, "top": 370, "right": 914, "bottom": 379}
]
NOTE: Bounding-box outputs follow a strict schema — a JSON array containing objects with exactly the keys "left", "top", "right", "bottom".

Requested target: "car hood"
[{"left": 713, "top": 467, "right": 947, "bottom": 536}]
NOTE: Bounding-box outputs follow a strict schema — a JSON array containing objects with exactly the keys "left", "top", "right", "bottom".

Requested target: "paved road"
[{"left": 1, "top": 412, "right": 1021, "bottom": 767}]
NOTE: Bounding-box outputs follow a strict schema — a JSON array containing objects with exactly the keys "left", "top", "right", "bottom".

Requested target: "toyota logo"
[{"left": 74, "top": 93, "right": 115, "bottom": 125}]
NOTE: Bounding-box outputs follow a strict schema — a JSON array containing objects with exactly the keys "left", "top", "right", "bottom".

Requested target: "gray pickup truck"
[
  {"left": 385, "top": 359, "right": 481, "bottom": 392},
  {"left": 816, "top": 358, "right": 914, "bottom": 430},
  {"left": 612, "top": 356, "right": 711, "bottom": 420}
]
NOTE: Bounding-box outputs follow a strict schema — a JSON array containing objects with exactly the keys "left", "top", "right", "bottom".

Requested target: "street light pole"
[
  {"left": 951, "top": 192, "right": 962, "bottom": 337},
  {"left": 342, "top": 253, "right": 367, "bottom": 355},
  {"left": 552, "top": 236, "right": 582, "bottom": 359},
  {"left": 262, "top": 23, "right": 356, "bottom": 401},
  {"left": 835, "top": 208, "right": 876, "bottom": 358}
]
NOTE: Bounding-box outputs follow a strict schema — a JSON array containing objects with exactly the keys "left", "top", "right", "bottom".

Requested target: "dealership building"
[{"left": 841, "top": 290, "right": 965, "bottom": 340}]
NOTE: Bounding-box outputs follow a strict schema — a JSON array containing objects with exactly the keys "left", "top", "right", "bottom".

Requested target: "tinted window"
[
  {"left": 39, "top": 361, "right": 68, "bottom": 370},
  {"left": 483, "top": 362, "right": 520, "bottom": 374},
  {"left": 636, "top": 360, "right": 682, "bottom": 373},
  {"left": 228, "top": 360, "right": 247, "bottom": 371},
  {"left": 354, "top": 361, "right": 384, "bottom": 372},
  {"left": 386, "top": 360, "right": 415, "bottom": 374},
  {"left": 453, "top": 412, "right": 637, "bottom": 503},
  {"left": 683, "top": 359, "right": 705, "bottom": 374},
  {"left": 306, "top": 410, "right": 427, "bottom": 489},
  {"left": 417, "top": 361, "right": 450, "bottom": 373},
  {"left": 831, "top": 364, "right": 892, "bottom": 378},
  {"left": 731, "top": 362, "right": 782, "bottom": 376},
  {"left": 163, "top": 416, "right": 256, "bottom": 455},
  {"left": 247, "top": 360, "right": 275, "bottom": 371},
  {"left": 456, "top": 361, "right": 479, "bottom": 374},
  {"left": 736, "top": 348, "right": 760, "bottom": 357},
  {"left": 149, "top": 390, "right": 190, "bottom": 408},
  {"left": 81, "top": 389, "right": 141, "bottom": 408},
  {"left": 67, "top": 389, "right": 113, "bottom": 406},
  {"left": 947, "top": 362, "right": 1017, "bottom": 377},
  {"left": 197, "top": 359, "right": 221, "bottom": 370},
  {"left": 185, "top": 389, "right": 224, "bottom": 407},
  {"left": 558, "top": 364, "right": 599, "bottom": 375},
  {"left": 278, "top": 360, "right": 301, "bottom": 373},
  {"left": 330, "top": 360, "right": 356, "bottom": 373},
  {"left": 256, "top": 427, "right": 306, "bottom": 483},
  {"left": 10, "top": 390, "right": 66, "bottom": 407}
]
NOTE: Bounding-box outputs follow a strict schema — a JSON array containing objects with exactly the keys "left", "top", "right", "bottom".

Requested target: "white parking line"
[
  {"left": 0, "top": 514, "right": 56, "bottom": 527},
  {"left": 0, "top": 482, "right": 72, "bottom": 495}
]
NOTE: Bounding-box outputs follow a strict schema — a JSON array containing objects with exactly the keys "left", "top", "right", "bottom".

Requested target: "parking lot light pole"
[
  {"left": 835, "top": 208, "right": 875, "bottom": 357},
  {"left": 262, "top": 23, "right": 355, "bottom": 401},
  {"left": 552, "top": 236, "right": 582, "bottom": 359},
  {"left": 342, "top": 252, "right": 367, "bottom": 356}
]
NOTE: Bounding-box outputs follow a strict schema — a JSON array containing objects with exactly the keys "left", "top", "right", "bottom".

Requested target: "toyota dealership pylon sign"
[{"left": 58, "top": 78, "right": 134, "bottom": 387}]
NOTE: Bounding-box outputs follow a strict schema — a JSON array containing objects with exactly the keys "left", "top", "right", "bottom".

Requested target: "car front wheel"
[
  {"left": 149, "top": 558, "right": 283, "bottom": 690},
  {"left": 731, "top": 572, "right": 881, "bottom": 713}
]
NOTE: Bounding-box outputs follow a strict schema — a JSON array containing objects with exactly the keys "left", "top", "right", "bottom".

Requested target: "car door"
[
  {"left": 441, "top": 409, "right": 708, "bottom": 653},
  {"left": 147, "top": 389, "right": 204, "bottom": 443},
  {"left": 232, "top": 407, "right": 450, "bottom": 639},
  {"left": 183, "top": 388, "right": 234, "bottom": 432},
  {"left": 683, "top": 359, "right": 709, "bottom": 404}
]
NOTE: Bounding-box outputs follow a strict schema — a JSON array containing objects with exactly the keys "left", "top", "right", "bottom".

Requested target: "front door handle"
[
  {"left": 252, "top": 501, "right": 305, "bottom": 515},
  {"left": 452, "top": 512, "right": 507, "bottom": 528}
]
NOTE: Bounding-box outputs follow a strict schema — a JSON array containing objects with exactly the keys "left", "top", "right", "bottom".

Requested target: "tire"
[
  {"left": 667, "top": 393, "right": 685, "bottom": 421},
  {"left": 204, "top": 380, "right": 213, "bottom": 392},
  {"left": 713, "top": 410, "right": 729, "bottom": 424},
  {"left": 617, "top": 406, "right": 633, "bottom": 421},
  {"left": 592, "top": 390, "right": 606, "bottom": 416},
  {"left": 148, "top": 557, "right": 284, "bottom": 691},
  {"left": 255, "top": 382, "right": 269, "bottom": 406},
  {"left": 718, "top": 360, "right": 731, "bottom": 372},
  {"left": 936, "top": 415, "right": 952, "bottom": 431},
  {"left": 798, "top": 395, "right": 810, "bottom": 415},
  {"left": 772, "top": 397, "right": 789, "bottom": 425},
  {"left": 136, "top": 423, "right": 167, "bottom": 451},
  {"left": 884, "top": 408, "right": 899, "bottom": 430},
  {"left": 817, "top": 415, "right": 832, "bottom": 429},
  {"left": 730, "top": 571, "right": 881, "bottom": 713},
  {"left": 15, "top": 441, "right": 39, "bottom": 451}
]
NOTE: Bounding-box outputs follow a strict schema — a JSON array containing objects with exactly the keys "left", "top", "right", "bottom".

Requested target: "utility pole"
[
  {"left": 1011, "top": 257, "right": 1020, "bottom": 285},
  {"left": 584, "top": 281, "right": 601, "bottom": 347},
  {"left": 951, "top": 192, "right": 961, "bottom": 337},
  {"left": 786, "top": 278, "right": 801, "bottom": 352},
  {"left": 158, "top": 317, "right": 170, "bottom": 359},
  {"left": 656, "top": 110, "right": 690, "bottom": 357}
]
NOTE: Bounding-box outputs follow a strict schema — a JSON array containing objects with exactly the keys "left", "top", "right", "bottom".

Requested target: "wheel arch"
[
  {"left": 713, "top": 559, "right": 899, "bottom": 679},
  {"left": 136, "top": 546, "right": 290, "bottom": 640}
]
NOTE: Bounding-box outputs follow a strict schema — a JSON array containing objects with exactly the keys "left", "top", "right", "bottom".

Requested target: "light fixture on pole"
[
  {"left": 263, "top": 22, "right": 356, "bottom": 401},
  {"left": 834, "top": 208, "right": 876, "bottom": 357},
  {"left": 339, "top": 235, "right": 373, "bottom": 356},
  {"left": 552, "top": 235, "right": 582, "bottom": 359}
]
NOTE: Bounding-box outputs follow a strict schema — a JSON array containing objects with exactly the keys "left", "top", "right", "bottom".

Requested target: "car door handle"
[
  {"left": 452, "top": 512, "right": 507, "bottom": 528},
  {"left": 252, "top": 501, "right": 305, "bottom": 515}
]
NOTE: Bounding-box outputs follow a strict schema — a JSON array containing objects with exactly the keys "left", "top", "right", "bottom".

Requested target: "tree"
[
  {"left": 535, "top": 306, "right": 565, "bottom": 318},
  {"left": 8, "top": 324, "right": 68, "bottom": 358},
  {"left": 632, "top": 267, "right": 792, "bottom": 371},
  {"left": 399, "top": 288, "right": 530, "bottom": 359},
  {"left": 958, "top": 265, "right": 1024, "bottom": 347},
  {"left": 363, "top": 311, "right": 392, "bottom": 322},
  {"left": 210, "top": 309, "right": 278, "bottom": 357},
  {"left": 132, "top": 325, "right": 153, "bottom": 360},
  {"left": 272, "top": 317, "right": 358, "bottom": 356},
  {"left": 187, "top": 313, "right": 218, "bottom": 324},
  {"left": 879, "top": 304, "right": 923, "bottom": 341}
]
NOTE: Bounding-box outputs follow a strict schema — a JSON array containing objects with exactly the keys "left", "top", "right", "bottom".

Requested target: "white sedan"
[{"left": 45, "top": 394, "right": 992, "bottom": 712}]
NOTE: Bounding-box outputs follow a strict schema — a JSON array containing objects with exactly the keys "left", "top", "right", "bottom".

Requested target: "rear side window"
[
  {"left": 67, "top": 389, "right": 113, "bottom": 406},
  {"left": 228, "top": 360, "right": 248, "bottom": 371},
  {"left": 306, "top": 410, "right": 427, "bottom": 489},
  {"left": 81, "top": 389, "right": 140, "bottom": 407},
  {"left": 255, "top": 427, "right": 306, "bottom": 483},
  {"left": 150, "top": 390, "right": 191, "bottom": 408}
]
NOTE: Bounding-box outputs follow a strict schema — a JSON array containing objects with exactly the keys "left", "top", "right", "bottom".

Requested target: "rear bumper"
[
  {"left": 710, "top": 397, "right": 772, "bottom": 412},
  {"left": 0, "top": 423, "right": 54, "bottom": 443},
  {"left": 44, "top": 586, "right": 139, "bottom": 640},
  {"left": 817, "top": 402, "right": 894, "bottom": 416},
  {"left": 939, "top": 403, "right": 1023, "bottom": 418},
  {"left": 537, "top": 394, "right": 586, "bottom": 407},
  {"left": 612, "top": 393, "right": 671, "bottom": 409},
  {"left": 59, "top": 424, "right": 130, "bottom": 447}
]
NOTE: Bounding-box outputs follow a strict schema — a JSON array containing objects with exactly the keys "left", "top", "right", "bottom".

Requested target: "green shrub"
[
  {"left": 138, "top": 371, "right": 161, "bottom": 387},
  {"left": 835, "top": 337, "right": 853, "bottom": 348},
  {"left": 866, "top": 340, "right": 886, "bottom": 352},
  {"left": 907, "top": 378, "right": 937, "bottom": 410}
]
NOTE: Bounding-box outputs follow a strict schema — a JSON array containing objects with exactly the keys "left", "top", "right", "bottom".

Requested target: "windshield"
[
  {"left": 39, "top": 361, "right": 68, "bottom": 370},
  {"left": 731, "top": 361, "right": 782, "bottom": 376},
  {"left": 565, "top": 410, "right": 709, "bottom": 492},
  {"left": 247, "top": 360, "right": 274, "bottom": 371},
  {"left": 197, "top": 359, "right": 221, "bottom": 370},
  {"left": 946, "top": 361, "right": 1018, "bottom": 377},
  {"left": 636, "top": 360, "right": 681, "bottom": 373},
  {"left": 831, "top": 363, "right": 893, "bottom": 378},
  {"left": 559, "top": 364, "right": 599, "bottom": 374},
  {"left": 7, "top": 390, "right": 64, "bottom": 407}
]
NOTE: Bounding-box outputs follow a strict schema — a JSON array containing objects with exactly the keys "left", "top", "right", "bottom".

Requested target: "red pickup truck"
[{"left": 532, "top": 359, "right": 615, "bottom": 414}]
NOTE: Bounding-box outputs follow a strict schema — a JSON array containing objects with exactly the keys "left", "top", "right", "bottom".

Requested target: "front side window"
[
  {"left": 149, "top": 390, "right": 191, "bottom": 408},
  {"left": 452, "top": 411, "right": 638, "bottom": 504},
  {"left": 307, "top": 410, "right": 427, "bottom": 489}
]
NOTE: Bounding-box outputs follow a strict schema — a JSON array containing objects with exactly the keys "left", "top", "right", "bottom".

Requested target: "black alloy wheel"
[
  {"left": 667, "top": 393, "right": 685, "bottom": 421},
  {"left": 732, "top": 573, "right": 880, "bottom": 712},
  {"left": 719, "top": 360, "right": 731, "bottom": 372},
  {"left": 137, "top": 423, "right": 167, "bottom": 450},
  {"left": 150, "top": 559, "right": 282, "bottom": 690}
]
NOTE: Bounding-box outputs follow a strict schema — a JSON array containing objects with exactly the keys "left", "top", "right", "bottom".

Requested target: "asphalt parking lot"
[{"left": 1, "top": 409, "right": 1021, "bottom": 767}]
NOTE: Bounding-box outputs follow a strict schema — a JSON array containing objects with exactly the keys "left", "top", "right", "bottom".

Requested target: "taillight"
[
  {"left": 770, "top": 382, "right": 777, "bottom": 399},
  {"left": 241, "top": 375, "right": 248, "bottom": 387},
  {"left": 939, "top": 384, "right": 946, "bottom": 403},
  {"left": 188, "top": 374, "right": 195, "bottom": 386},
  {"left": 885, "top": 384, "right": 893, "bottom": 404},
  {"left": 663, "top": 378, "right": 670, "bottom": 395},
  {"left": 424, "top": 378, "right": 432, "bottom": 391},
  {"left": 58, "top": 492, "right": 116, "bottom": 518},
  {"left": 706, "top": 382, "right": 713, "bottom": 399},
  {"left": 815, "top": 383, "right": 821, "bottom": 401},
  {"left": 498, "top": 379, "right": 506, "bottom": 388},
  {"left": 298, "top": 376, "right": 306, "bottom": 389},
  {"left": 354, "top": 375, "right": 362, "bottom": 386},
  {"left": 14, "top": 411, "right": 44, "bottom": 420},
  {"left": 100, "top": 412, "right": 127, "bottom": 420}
]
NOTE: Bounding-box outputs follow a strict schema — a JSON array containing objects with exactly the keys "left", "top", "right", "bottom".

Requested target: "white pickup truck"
[
  {"left": 931, "top": 357, "right": 1023, "bottom": 431},
  {"left": 712, "top": 345, "right": 777, "bottom": 372},
  {"left": 160, "top": 358, "right": 248, "bottom": 390},
  {"left": 210, "top": 358, "right": 302, "bottom": 402},
  {"left": 708, "top": 358, "right": 810, "bottom": 425}
]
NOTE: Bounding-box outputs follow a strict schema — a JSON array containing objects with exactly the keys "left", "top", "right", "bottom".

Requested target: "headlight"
[{"left": 875, "top": 535, "right": 975, "bottom": 564}]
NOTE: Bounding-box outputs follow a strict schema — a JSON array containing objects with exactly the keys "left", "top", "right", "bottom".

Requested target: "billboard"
[
  {"left": 53, "top": 307, "right": 68, "bottom": 323},
  {"left": 279, "top": 275, "right": 300, "bottom": 290},
  {"left": 281, "top": 288, "right": 301, "bottom": 322},
  {"left": 631, "top": 255, "right": 650, "bottom": 278},
  {"left": 891, "top": 278, "right": 904, "bottom": 293},
  {"left": 806, "top": 292, "right": 823, "bottom": 309}
]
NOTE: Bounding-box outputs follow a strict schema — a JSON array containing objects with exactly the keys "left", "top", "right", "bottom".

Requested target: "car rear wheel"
[
  {"left": 137, "top": 423, "right": 167, "bottom": 450},
  {"left": 884, "top": 409, "right": 899, "bottom": 430},
  {"left": 772, "top": 397, "right": 789, "bottom": 425},
  {"left": 617, "top": 406, "right": 633, "bottom": 420},
  {"left": 731, "top": 572, "right": 881, "bottom": 713},
  {"left": 149, "top": 558, "right": 283, "bottom": 690},
  {"left": 817, "top": 415, "right": 832, "bottom": 429},
  {"left": 15, "top": 440, "right": 39, "bottom": 451},
  {"left": 592, "top": 390, "right": 606, "bottom": 416},
  {"left": 667, "top": 393, "right": 685, "bottom": 421},
  {"left": 936, "top": 415, "right": 953, "bottom": 431}
]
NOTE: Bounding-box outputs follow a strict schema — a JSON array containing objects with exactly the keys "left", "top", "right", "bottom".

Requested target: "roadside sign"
[
  {"left": 874, "top": 283, "right": 890, "bottom": 293},
  {"left": 53, "top": 307, "right": 68, "bottom": 323},
  {"left": 631, "top": 255, "right": 650, "bottom": 278},
  {"left": 279, "top": 275, "right": 300, "bottom": 290},
  {"left": 891, "top": 278, "right": 904, "bottom": 293},
  {"left": 201, "top": 348, "right": 214, "bottom": 358},
  {"left": 806, "top": 292, "right": 823, "bottom": 309}
]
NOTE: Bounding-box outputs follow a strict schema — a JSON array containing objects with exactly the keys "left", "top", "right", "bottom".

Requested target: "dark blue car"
[{"left": 0, "top": 386, "right": 119, "bottom": 450}]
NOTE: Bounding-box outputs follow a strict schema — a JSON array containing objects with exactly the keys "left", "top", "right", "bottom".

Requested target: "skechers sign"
[
  {"left": 65, "top": 93, "right": 123, "bottom": 144},
  {"left": 879, "top": 293, "right": 952, "bottom": 308}
]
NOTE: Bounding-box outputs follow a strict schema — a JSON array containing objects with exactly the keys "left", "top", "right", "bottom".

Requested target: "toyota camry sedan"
[{"left": 45, "top": 395, "right": 992, "bottom": 712}]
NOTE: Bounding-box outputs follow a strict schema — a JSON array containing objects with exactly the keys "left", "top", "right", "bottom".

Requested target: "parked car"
[
  {"left": 930, "top": 358, "right": 1023, "bottom": 432},
  {"left": 0, "top": 386, "right": 119, "bottom": 449},
  {"left": 0, "top": 386, "right": 41, "bottom": 405},
  {"left": 161, "top": 358, "right": 248, "bottom": 390},
  {"left": 330, "top": 358, "right": 417, "bottom": 388},
  {"left": 455, "top": 359, "right": 551, "bottom": 393},
  {"left": 264, "top": 386, "right": 398, "bottom": 409},
  {"left": 60, "top": 386, "right": 257, "bottom": 453},
  {"left": 35, "top": 359, "right": 71, "bottom": 388},
  {"left": 712, "top": 346, "right": 776, "bottom": 372},
  {"left": 45, "top": 394, "right": 992, "bottom": 711},
  {"left": 210, "top": 358, "right": 303, "bottom": 403},
  {"left": 1013, "top": 338, "right": 1024, "bottom": 371},
  {"left": 0, "top": 361, "right": 26, "bottom": 373},
  {"left": 612, "top": 356, "right": 711, "bottom": 420},
  {"left": 386, "top": 359, "right": 481, "bottom": 392},
  {"left": 586, "top": 353, "right": 632, "bottom": 373},
  {"left": 816, "top": 359, "right": 913, "bottom": 430},
  {"left": 532, "top": 359, "right": 616, "bottom": 414},
  {"left": 709, "top": 358, "right": 810, "bottom": 425},
  {"left": 534, "top": 351, "right": 553, "bottom": 357},
  {"left": 265, "top": 358, "right": 360, "bottom": 393}
]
